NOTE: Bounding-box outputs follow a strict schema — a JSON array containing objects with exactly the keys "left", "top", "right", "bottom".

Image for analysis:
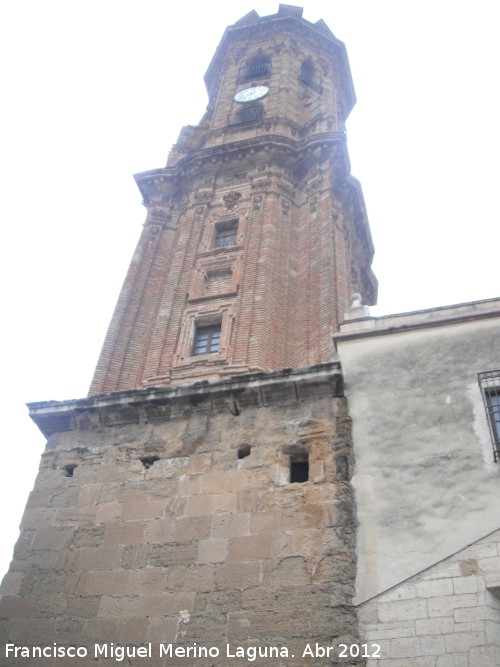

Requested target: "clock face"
[{"left": 234, "top": 85, "right": 269, "bottom": 103}]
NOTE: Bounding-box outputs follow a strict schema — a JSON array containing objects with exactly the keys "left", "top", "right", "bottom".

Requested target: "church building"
[{"left": 1, "top": 6, "right": 499, "bottom": 666}]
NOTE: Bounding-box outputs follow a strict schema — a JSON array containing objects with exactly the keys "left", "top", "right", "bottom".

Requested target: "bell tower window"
[
  {"left": 238, "top": 54, "right": 271, "bottom": 82},
  {"left": 299, "top": 58, "right": 322, "bottom": 94},
  {"left": 235, "top": 105, "right": 263, "bottom": 125},
  {"left": 299, "top": 59, "right": 314, "bottom": 86}
]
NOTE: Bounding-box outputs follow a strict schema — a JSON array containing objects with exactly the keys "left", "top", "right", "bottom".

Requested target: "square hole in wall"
[{"left": 290, "top": 455, "right": 309, "bottom": 483}]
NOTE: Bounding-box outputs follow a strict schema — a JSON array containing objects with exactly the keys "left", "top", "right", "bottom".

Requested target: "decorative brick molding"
[
  {"left": 187, "top": 254, "right": 242, "bottom": 302},
  {"left": 172, "top": 301, "right": 235, "bottom": 371},
  {"left": 197, "top": 205, "right": 248, "bottom": 255}
]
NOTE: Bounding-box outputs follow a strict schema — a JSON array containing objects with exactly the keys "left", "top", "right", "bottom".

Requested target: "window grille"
[
  {"left": 192, "top": 324, "right": 221, "bottom": 355},
  {"left": 231, "top": 105, "right": 263, "bottom": 125},
  {"left": 478, "top": 370, "right": 500, "bottom": 462},
  {"left": 239, "top": 59, "right": 271, "bottom": 81}
]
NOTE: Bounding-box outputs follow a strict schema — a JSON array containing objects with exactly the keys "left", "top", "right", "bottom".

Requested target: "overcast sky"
[{"left": 0, "top": 0, "right": 498, "bottom": 579}]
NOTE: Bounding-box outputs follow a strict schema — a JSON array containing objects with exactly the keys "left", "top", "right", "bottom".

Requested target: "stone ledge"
[
  {"left": 336, "top": 296, "right": 500, "bottom": 341},
  {"left": 28, "top": 362, "right": 343, "bottom": 438}
]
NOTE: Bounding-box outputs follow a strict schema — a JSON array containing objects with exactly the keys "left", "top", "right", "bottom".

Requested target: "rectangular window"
[
  {"left": 215, "top": 220, "right": 238, "bottom": 248},
  {"left": 479, "top": 370, "right": 500, "bottom": 462},
  {"left": 192, "top": 324, "right": 221, "bottom": 355},
  {"left": 238, "top": 59, "right": 271, "bottom": 82},
  {"left": 234, "top": 105, "right": 263, "bottom": 125},
  {"left": 290, "top": 456, "right": 309, "bottom": 483},
  {"left": 243, "top": 61, "right": 270, "bottom": 79}
]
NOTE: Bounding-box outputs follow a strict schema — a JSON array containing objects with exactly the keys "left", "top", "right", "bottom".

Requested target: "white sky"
[{"left": 0, "top": 0, "right": 499, "bottom": 580}]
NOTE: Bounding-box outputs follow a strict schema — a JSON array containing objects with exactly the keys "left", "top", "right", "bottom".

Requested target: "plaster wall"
[{"left": 336, "top": 305, "right": 500, "bottom": 604}]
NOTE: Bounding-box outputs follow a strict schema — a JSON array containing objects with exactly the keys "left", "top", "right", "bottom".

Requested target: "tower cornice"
[
  {"left": 30, "top": 363, "right": 343, "bottom": 438},
  {"left": 135, "top": 131, "right": 349, "bottom": 202}
]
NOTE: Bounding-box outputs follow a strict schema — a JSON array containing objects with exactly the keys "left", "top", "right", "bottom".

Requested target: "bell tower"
[
  {"left": 89, "top": 4, "right": 376, "bottom": 394},
  {"left": 2, "top": 7, "right": 376, "bottom": 663}
]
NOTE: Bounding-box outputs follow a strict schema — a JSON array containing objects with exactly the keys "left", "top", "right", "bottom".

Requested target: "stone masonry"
[
  {"left": 0, "top": 365, "right": 364, "bottom": 665},
  {"left": 0, "top": 7, "right": 377, "bottom": 665},
  {"left": 359, "top": 530, "right": 500, "bottom": 666}
]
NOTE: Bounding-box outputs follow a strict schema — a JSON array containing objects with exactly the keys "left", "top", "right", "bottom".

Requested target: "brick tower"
[
  {"left": 1, "top": 6, "right": 377, "bottom": 665},
  {"left": 89, "top": 4, "right": 376, "bottom": 394}
]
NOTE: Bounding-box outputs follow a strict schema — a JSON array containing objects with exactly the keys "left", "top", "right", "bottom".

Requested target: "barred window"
[
  {"left": 193, "top": 324, "right": 221, "bottom": 355},
  {"left": 239, "top": 55, "right": 271, "bottom": 81},
  {"left": 230, "top": 104, "right": 263, "bottom": 125},
  {"left": 478, "top": 370, "right": 500, "bottom": 462}
]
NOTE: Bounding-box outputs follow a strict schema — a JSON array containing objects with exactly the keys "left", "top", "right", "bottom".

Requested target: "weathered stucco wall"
[
  {"left": 335, "top": 299, "right": 500, "bottom": 605},
  {"left": 0, "top": 366, "right": 362, "bottom": 665}
]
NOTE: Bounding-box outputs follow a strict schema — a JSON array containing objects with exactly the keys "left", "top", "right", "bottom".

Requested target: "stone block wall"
[
  {"left": 0, "top": 366, "right": 362, "bottom": 665},
  {"left": 358, "top": 530, "right": 500, "bottom": 666}
]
